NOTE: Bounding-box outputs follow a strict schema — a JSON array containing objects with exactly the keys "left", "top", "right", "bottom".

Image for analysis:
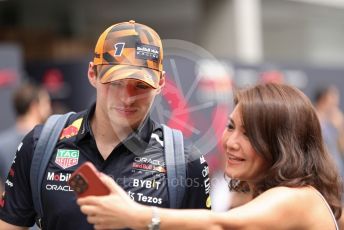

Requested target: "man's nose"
[{"left": 119, "top": 86, "right": 136, "bottom": 105}]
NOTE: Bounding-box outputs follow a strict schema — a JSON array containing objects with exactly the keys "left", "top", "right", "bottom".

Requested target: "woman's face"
[{"left": 222, "top": 105, "right": 269, "bottom": 183}]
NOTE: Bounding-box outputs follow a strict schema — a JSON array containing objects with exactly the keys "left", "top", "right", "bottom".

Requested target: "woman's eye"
[{"left": 227, "top": 123, "right": 234, "bottom": 130}]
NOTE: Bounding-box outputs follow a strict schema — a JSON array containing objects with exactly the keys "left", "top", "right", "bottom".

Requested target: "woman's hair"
[{"left": 229, "top": 83, "right": 343, "bottom": 219}]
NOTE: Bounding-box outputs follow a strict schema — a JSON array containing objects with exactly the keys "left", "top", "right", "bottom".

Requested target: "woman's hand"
[{"left": 77, "top": 173, "right": 148, "bottom": 230}]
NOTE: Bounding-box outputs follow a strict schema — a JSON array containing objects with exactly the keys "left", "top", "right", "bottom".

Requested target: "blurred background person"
[
  {"left": 314, "top": 85, "right": 344, "bottom": 229},
  {"left": 314, "top": 85, "right": 344, "bottom": 179},
  {"left": 0, "top": 82, "right": 52, "bottom": 192}
]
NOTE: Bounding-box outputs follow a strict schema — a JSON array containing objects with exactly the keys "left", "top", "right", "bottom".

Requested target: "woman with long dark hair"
[{"left": 77, "top": 83, "right": 342, "bottom": 230}]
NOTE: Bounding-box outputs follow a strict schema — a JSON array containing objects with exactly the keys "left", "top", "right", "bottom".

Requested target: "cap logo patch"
[
  {"left": 114, "top": 42, "right": 125, "bottom": 56},
  {"left": 136, "top": 43, "right": 159, "bottom": 62}
]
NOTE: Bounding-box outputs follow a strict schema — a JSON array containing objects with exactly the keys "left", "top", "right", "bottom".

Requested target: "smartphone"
[{"left": 68, "top": 162, "right": 110, "bottom": 198}]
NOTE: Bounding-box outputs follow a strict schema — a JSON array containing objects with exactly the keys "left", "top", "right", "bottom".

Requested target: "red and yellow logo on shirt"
[{"left": 60, "top": 118, "right": 83, "bottom": 140}]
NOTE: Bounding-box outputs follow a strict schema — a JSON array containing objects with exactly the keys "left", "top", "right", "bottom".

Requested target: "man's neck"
[{"left": 90, "top": 109, "right": 140, "bottom": 159}]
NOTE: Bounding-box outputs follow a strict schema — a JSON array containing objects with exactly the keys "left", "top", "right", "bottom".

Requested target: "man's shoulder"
[
  {"left": 47, "top": 110, "right": 87, "bottom": 141},
  {"left": 151, "top": 122, "right": 186, "bottom": 143},
  {"left": 151, "top": 122, "right": 204, "bottom": 161},
  {"left": 61, "top": 110, "right": 87, "bottom": 125},
  {"left": 22, "top": 111, "right": 85, "bottom": 146}
]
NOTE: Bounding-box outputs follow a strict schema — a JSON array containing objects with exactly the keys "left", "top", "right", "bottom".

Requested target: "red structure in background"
[
  {"left": 42, "top": 68, "right": 65, "bottom": 93},
  {"left": 162, "top": 78, "right": 194, "bottom": 137},
  {"left": 0, "top": 69, "right": 17, "bottom": 87}
]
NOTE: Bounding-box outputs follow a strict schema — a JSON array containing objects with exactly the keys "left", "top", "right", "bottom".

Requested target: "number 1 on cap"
[{"left": 114, "top": 43, "right": 125, "bottom": 56}]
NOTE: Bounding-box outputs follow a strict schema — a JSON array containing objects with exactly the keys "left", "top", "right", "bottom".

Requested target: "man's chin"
[{"left": 110, "top": 117, "right": 140, "bottom": 129}]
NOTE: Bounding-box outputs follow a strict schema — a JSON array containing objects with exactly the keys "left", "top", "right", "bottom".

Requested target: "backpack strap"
[
  {"left": 30, "top": 112, "right": 75, "bottom": 227},
  {"left": 162, "top": 125, "right": 186, "bottom": 209}
]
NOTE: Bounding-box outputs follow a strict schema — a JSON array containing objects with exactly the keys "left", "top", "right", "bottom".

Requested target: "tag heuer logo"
[{"left": 55, "top": 149, "right": 79, "bottom": 169}]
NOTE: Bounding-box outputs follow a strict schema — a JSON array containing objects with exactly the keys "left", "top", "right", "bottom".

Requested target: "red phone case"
[{"left": 68, "top": 162, "right": 110, "bottom": 198}]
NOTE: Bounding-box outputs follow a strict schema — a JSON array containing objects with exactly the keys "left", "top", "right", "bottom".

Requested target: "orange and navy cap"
[{"left": 93, "top": 20, "right": 163, "bottom": 88}]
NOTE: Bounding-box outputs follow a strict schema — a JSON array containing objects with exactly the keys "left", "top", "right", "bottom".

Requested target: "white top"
[{"left": 312, "top": 187, "right": 339, "bottom": 230}]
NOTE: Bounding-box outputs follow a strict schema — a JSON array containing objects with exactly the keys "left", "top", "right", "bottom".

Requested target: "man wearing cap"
[{"left": 0, "top": 21, "right": 210, "bottom": 230}]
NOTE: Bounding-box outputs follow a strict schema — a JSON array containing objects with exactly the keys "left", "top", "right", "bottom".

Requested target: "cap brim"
[{"left": 100, "top": 65, "right": 160, "bottom": 88}]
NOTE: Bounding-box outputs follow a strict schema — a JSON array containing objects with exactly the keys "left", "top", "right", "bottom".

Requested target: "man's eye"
[
  {"left": 136, "top": 83, "right": 150, "bottom": 89},
  {"left": 111, "top": 81, "right": 122, "bottom": 86}
]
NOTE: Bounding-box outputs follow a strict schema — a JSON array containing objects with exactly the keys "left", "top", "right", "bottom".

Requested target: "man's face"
[{"left": 91, "top": 64, "right": 164, "bottom": 130}]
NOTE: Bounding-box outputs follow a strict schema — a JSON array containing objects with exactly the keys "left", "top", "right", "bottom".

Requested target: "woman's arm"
[
  {"left": 77, "top": 174, "right": 236, "bottom": 230},
  {"left": 77, "top": 175, "right": 315, "bottom": 230},
  {"left": 78, "top": 195, "right": 231, "bottom": 230}
]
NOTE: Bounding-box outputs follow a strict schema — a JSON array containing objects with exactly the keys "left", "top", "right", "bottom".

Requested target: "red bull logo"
[
  {"left": 154, "top": 166, "right": 166, "bottom": 174},
  {"left": 60, "top": 118, "right": 83, "bottom": 140},
  {"left": 132, "top": 163, "right": 166, "bottom": 174}
]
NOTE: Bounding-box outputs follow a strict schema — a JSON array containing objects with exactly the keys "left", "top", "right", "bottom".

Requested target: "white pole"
[{"left": 233, "top": 0, "right": 263, "bottom": 64}]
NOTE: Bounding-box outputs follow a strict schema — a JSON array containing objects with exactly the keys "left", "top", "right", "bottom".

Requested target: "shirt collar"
[
  {"left": 122, "top": 115, "right": 153, "bottom": 156},
  {"left": 75, "top": 103, "right": 95, "bottom": 143}
]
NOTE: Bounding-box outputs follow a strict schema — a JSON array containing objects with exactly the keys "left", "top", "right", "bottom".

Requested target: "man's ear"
[
  {"left": 88, "top": 62, "right": 97, "bottom": 88},
  {"left": 156, "top": 71, "right": 166, "bottom": 94}
]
